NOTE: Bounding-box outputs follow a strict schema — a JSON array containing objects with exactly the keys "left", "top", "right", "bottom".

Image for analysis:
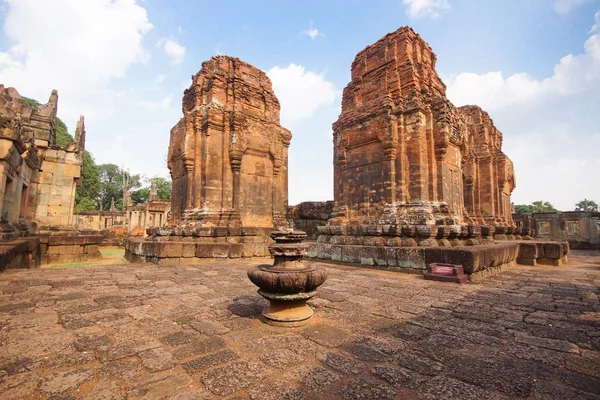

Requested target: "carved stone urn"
[{"left": 247, "top": 230, "right": 328, "bottom": 327}]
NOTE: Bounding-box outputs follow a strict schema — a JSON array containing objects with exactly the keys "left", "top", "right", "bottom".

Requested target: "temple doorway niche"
[
  {"left": 19, "top": 184, "right": 29, "bottom": 218},
  {"left": 2, "top": 176, "right": 14, "bottom": 221}
]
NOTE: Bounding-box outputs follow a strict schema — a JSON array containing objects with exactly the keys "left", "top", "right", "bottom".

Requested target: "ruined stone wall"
[
  {"left": 289, "top": 201, "right": 334, "bottom": 240},
  {"left": 167, "top": 56, "right": 291, "bottom": 228},
  {"left": 520, "top": 211, "right": 600, "bottom": 250},
  {"left": 0, "top": 86, "right": 86, "bottom": 229},
  {"left": 73, "top": 211, "right": 127, "bottom": 231},
  {"left": 0, "top": 86, "right": 41, "bottom": 229},
  {"left": 330, "top": 26, "right": 515, "bottom": 230},
  {"left": 458, "top": 106, "right": 515, "bottom": 225}
]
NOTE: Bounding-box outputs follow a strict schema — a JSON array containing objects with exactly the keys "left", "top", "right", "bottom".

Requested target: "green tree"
[
  {"left": 55, "top": 118, "right": 73, "bottom": 146},
  {"left": 98, "top": 164, "right": 141, "bottom": 210},
  {"left": 131, "top": 176, "right": 171, "bottom": 205},
  {"left": 152, "top": 176, "right": 172, "bottom": 200},
  {"left": 131, "top": 187, "right": 150, "bottom": 205},
  {"left": 21, "top": 96, "right": 73, "bottom": 146},
  {"left": 514, "top": 201, "right": 559, "bottom": 215},
  {"left": 75, "top": 151, "right": 101, "bottom": 211},
  {"left": 575, "top": 199, "right": 598, "bottom": 212}
]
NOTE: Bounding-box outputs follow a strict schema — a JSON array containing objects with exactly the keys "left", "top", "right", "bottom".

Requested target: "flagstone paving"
[{"left": 0, "top": 251, "right": 599, "bottom": 399}]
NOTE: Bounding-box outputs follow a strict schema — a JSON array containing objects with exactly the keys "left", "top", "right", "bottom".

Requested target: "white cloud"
[
  {"left": 302, "top": 28, "right": 323, "bottom": 40},
  {"left": 554, "top": 0, "right": 592, "bottom": 15},
  {"left": 157, "top": 38, "right": 186, "bottom": 64},
  {"left": 155, "top": 74, "right": 165, "bottom": 83},
  {"left": 267, "top": 64, "right": 339, "bottom": 127},
  {"left": 445, "top": 14, "right": 600, "bottom": 210},
  {"left": 0, "top": 0, "right": 152, "bottom": 124},
  {"left": 403, "top": 0, "right": 450, "bottom": 19},
  {"left": 137, "top": 94, "right": 173, "bottom": 110}
]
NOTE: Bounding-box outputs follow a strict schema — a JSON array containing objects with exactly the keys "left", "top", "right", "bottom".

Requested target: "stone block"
[
  {"left": 166, "top": 243, "right": 183, "bottom": 258},
  {"left": 516, "top": 257, "right": 537, "bottom": 266},
  {"left": 228, "top": 244, "right": 244, "bottom": 258},
  {"left": 62, "top": 163, "right": 81, "bottom": 178},
  {"left": 543, "top": 243, "right": 562, "bottom": 259},
  {"left": 518, "top": 243, "right": 538, "bottom": 259},
  {"left": 396, "top": 247, "right": 427, "bottom": 270},
  {"left": 182, "top": 243, "right": 196, "bottom": 258},
  {"left": 57, "top": 245, "right": 72, "bottom": 255}
]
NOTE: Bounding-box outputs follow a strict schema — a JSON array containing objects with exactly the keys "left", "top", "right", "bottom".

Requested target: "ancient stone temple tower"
[
  {"left": 126, "top": 56, "right": 292, "bottom": 262},
  {"left": 330, "top": 26, "right": 515, "bottom": 230},
  {"left": 168, "top": 55, "right": 291, "bottom": 228}
]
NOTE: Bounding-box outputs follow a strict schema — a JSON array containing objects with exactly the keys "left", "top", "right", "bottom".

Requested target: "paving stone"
[
  {"left": 82, "top": 381, "right": 125, "bottom": 400},
  {"left": 96, "top": 339, "right": 161, "bottom": 362},
  {"left": 98, "top": 359, "right": 143, "bottom": 380},
  {"left": 395, "top": 351, "right": 444, "bottom": 375},
  {"left": 173, "top": 336, "right": 226, "bottom": 360},
  {"left": 390, "top": 323, "right": 432, "bottom": 341},
  {"left": 188, "top": 320, "right": 230, "bottom": 336},
  {"left": 0, "top": 357, "right": 34, "bottom": 375},
  {"left": 533, "top": 380, "right": 600, "bottom": 400},
  {"left": 515, "top": 332, "right": 580, "bottom": 353},
  {"left": 319, "top": 352, "right": 364, "bottom": 375},
  {"left": 300, "top": 324, "right": 353, "bottom": 347},
  {"left": 0, "top": 371, "right": 41, "bottom": 400},
  {"left": 160, "top": 329, "right": 203, "bottom": 346},
  {"left": 302, "top": 365, "right": 341, "bottom": 391},
  {"left": 371, "top": 365, "right": 426, "bottom": 389},
  {"left": 247, "top": 380, "right": 307, "bottom": 400},
  {"left": 169, "top": 389, "right": 216, "bottom": 400},
  {"left": 182, "top": 349, "right": 238, "bottom": 372},
  {"left": 418, "top": 375, "right": 509, "bottom": 400},
  {"left": 41, "top": 368, "right": 93, "bottom": 395},
  {"left": 259, "top": 348, "right": 304, "bottom": 368},
  {"left": 447, "top": 355, "right": 550, "bottom": 397},
  {"left": 337, "top": 377, "right": 396, "bottom": 400},
  {"left": 201, "top": 360, "right": 270, "bottom": 396},
  {"left": 73, "top": 334, "right": 112, "bottom": 351},
  {"left": 139, "top": 347, "right": 175, "bottom": 372},
  {"left": 129, "top": 373, "right": 194, "bottom": 400}
]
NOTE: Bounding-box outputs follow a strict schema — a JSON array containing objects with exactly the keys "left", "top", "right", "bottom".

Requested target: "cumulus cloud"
[
  {"left": 0, "top": 0, "right": 152, "bottom": 124},
  {"left": 267, "top": 64, "right": 339, "bottom": 127},
  {"left": 445, "top": 13, "right": 600, "bottom": 210},
  {"left": 403, "top": 0, "right": 450, "bottom": 19},
  {"left": 302, "top": 28, "right": 324, "bottom": 40},
  {"left": 0, "top": 0, "right": 180, "bottom": 180},
  {"left": 157, "top": 38, "right": 186, "bottom": 64},
  {"left": 554, "top": 0, "right": 592, "bottom": 15}
]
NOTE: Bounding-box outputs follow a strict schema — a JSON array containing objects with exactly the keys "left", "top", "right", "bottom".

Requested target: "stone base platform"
[
  {"left": 38, "top": 230, "right": 103, "bottom": 265},
  {"left": 308, "top": 240, "right": 569, "bottom": 280},
  {"left": 0, "top": 237, "right": 40, "bottom": 271},
  {"left": 124, "top": 227, "right": 274, "bottom": 264}
]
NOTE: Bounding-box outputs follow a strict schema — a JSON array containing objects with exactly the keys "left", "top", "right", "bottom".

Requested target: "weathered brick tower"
[{"left": 126, "top": 56, "right": 292, "bottom": 262}]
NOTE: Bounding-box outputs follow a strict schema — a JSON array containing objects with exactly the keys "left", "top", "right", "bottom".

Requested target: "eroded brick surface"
[{"left": 0, "top": 251, "right": 598, "bottom": 399}]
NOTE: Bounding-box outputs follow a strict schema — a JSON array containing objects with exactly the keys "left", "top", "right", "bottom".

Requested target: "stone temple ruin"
[
  {"left": 0, "top": 85, "right": 103, "bottom": 269},
  {"left": 125, "top": 56, "right": 292, "bottom": 263},
  {"left": 309, "top": 27, "right": 568, "bottom": 276}
]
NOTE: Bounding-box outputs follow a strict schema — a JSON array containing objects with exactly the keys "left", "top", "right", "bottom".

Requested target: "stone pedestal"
[{"left": 248, "top": 230, "right": 327, "bottom": 327}]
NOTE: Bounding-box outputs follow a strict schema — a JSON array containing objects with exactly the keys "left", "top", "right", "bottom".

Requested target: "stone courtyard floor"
[{"left": 0, "top": 251, "right": 599, "bottom": 400}]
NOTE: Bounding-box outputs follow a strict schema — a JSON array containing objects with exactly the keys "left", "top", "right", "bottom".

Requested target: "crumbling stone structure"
[
  {"left": 126, "top": 56, "right": 291, "bottom": 263},
  {"left": 514, "top": 211, "right": 600, "bottom": 250},
  {"left": 328, "top": 26, "right": 514, "bottom": 234},
  {"left": 127, "top": 182, "right": 171, "bottom": 237},
  {"left": 0, "top": 85, "right": 101, "bottom": 267},
  {"left": 288, "top": 201, "right": 334, "bottom": 240},
  {"left": 311, "top": 27, "right": 536, "bottom": 276}
]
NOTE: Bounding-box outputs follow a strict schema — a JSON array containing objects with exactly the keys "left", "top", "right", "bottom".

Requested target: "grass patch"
[
  {"left": 100, "top": 248, "right": 125, "bottom": 256},
  {"left": 48, "top": 262, "right": 96, "bottom": 269}
]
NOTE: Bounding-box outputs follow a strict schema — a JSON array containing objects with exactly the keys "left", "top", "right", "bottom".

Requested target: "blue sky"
[{"left": 1, "top": 0, "right": 599, "bottom": 210}]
